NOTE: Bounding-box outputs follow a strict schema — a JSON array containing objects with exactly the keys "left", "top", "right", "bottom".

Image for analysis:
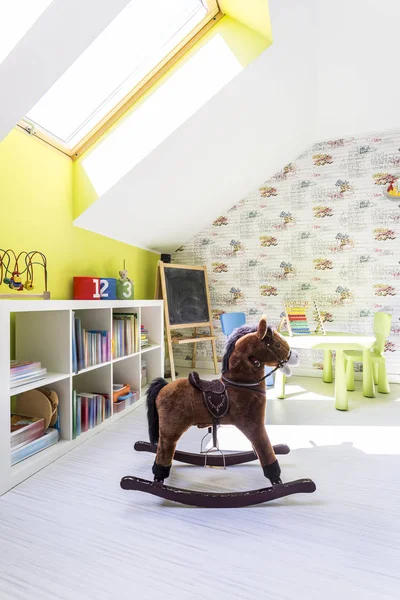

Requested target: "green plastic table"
[{"left": 275, "top": 333, "right": 376, "bottom": 410}]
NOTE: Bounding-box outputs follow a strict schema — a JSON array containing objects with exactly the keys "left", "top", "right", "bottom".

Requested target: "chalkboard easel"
[{"left": 155, "top": 261, "right": 218, "bottom": 381}]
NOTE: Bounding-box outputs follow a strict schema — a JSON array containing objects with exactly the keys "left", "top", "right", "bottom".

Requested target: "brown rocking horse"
[{"left": 121, "top": 316, "right": 316, "bottom": 507}]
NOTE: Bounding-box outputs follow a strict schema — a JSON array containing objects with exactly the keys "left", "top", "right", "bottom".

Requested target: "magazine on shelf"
[{"left": 11, "top": 428, "right": 59, "bottom": 466}]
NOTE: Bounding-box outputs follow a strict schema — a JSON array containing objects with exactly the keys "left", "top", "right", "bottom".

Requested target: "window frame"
[{"left": 17, "top": 0, "right": 221, "bottom": 159}]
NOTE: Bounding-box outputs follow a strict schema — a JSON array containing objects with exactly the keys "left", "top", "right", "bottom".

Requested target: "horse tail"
[{"left": 146, "top": 377, "right": 168, "bottom": 444}]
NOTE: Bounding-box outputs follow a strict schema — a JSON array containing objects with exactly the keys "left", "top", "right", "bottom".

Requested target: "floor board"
[{"left": 0, "top": 372, "right": 399, "bottom": 600}]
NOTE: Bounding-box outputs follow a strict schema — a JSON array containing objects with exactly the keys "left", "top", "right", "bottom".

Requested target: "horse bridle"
[{"left": 221, "top": 326, "right": 291, "bottom": 392}]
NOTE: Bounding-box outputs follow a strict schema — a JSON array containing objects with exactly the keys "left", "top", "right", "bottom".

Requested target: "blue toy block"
[{"left": 100, "top": 278, "right": 117, "bottom": 300}]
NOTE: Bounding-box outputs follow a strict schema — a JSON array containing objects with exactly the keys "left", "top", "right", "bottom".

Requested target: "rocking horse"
[{"left": 121, "top": 316, "right": 317, "bottom": 507}]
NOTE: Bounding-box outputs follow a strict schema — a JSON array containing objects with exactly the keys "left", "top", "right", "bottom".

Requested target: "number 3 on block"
[{"left": 116, "top": 279, "right": 134, "bottom": 300}]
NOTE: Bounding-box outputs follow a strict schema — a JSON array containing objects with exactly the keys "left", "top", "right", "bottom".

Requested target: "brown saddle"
[{"left": 188, "top": 371, "right": 229, "bottom": 421}]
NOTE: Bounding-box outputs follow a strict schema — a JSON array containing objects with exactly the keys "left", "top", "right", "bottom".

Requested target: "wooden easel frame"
[
  {"left": 278, "top": 299, "right": 325, "bottom": 336},
  {"left": 155, "top": 261, "right": 218, "bottom": 380}
]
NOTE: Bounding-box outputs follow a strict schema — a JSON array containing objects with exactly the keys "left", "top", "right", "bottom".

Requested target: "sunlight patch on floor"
[{"left": 215, "top": 424, "right": 400, "bottom": 456}]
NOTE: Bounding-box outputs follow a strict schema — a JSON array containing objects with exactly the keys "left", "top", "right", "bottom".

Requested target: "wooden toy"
[
  {"left": 0, "top": 249, "right": 50, "bottom": 299},
  {"left": 278, "top": 299, "right": 325, "bottom": 336}
]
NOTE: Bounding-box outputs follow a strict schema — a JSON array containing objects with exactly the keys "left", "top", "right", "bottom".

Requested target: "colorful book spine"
[
  {"left": 74, "top": 393, "right": 110, "bottom": 436},
  {"left": 81, "top": 397, "right": 89, "bottom": 432},
  {"left": 76, "top": 395, "right": 81, "bottom": 437},
  {"left": 72, "top": 317, "right": 110, "bottom": 371},
  {"left": 72, "top": 389, "right": 77, "bottom": 439},
  {"left": 112, "top": 313, "right": 139, "bottom": 357},
  {"left": 72, "top": 311, "right": 78, "bottom": 372}
]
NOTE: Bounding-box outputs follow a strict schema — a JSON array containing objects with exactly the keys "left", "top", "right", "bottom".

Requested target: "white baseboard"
[{"left": 174, "top": 359, "right": 400, "bottom": 384}]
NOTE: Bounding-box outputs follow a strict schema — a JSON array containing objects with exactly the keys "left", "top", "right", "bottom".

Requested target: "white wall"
[
  {"left": 75, "top": 0, "right": 318, "bottom": 253},
  {"left": 316, "top": 0, "right": 400, "bottom": 140},
  {"left": 0, "top": 0, "right": 130, "bottom": 141}
]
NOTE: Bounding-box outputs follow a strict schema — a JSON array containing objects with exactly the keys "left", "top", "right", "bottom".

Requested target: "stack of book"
[
  {"left": 112, "top": 313, "right": 139, "bottom": 358},
  {"left": 10, "top": 361, "right": 47, "bottom": 389},
  {"left": 10, "top": 414, "right": 59, "bottom": 466},
  {"left": 141, "top": 325, "right": 149, "bottom": 348},
  {"left": 72, "top": 313, "right": 111, "bottom": 372},
  {"left": 72, "top": 390, "right": 111, "bottom": 438}
]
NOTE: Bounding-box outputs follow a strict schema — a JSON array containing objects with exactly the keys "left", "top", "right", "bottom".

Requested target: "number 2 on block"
[{"left": 100, "top": 279, "right": 109, "bottom": 298}]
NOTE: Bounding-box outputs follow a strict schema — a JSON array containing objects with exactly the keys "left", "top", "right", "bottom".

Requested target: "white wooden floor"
[{"left": 1, "top": 372, "right": 400, "bottom": 600}]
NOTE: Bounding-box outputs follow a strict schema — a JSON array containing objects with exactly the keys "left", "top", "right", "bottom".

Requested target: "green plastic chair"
[{"left": 344, "top": 312, "right": 392, "bottom": 394}]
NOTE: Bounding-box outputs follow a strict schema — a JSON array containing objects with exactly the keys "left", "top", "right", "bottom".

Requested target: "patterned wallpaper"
[{"left": 173, "top": 130, "right": 400, "bottom": 378}]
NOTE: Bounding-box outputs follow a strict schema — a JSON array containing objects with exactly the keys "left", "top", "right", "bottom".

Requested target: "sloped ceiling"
[
  {"left": 75, "top": 0, "right": 318, "bottom": 253},
  {"left": 0, "top": 0, "right": 130, "bottom": 141},
  {"left": 2, "top": 0, "right": 400, "bottom": 254}
]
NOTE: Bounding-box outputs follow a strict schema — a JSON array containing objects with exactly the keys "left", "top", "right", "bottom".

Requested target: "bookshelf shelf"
[
  {"left": 112, "top": 352, "right": 140, "bottom": 363},
  {"left": 141, "top": 343, "right": 161, "bottom": 354},
  {"left": 73, "top": 361, "right": 112, "bottom": 375},
  {"left": 10, "top": 372, "right": 70, "bottom": 396},
  {"left": 1, "top": 299, "right": 163, "bottom": 496}
]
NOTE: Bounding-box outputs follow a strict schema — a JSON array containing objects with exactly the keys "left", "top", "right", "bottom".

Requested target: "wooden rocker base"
[
  {"left": 120, "top": 476, "right": 316, "bottom": 508},
  {"left": 134, "top": 440, "right": 291, "bottom": 467}
]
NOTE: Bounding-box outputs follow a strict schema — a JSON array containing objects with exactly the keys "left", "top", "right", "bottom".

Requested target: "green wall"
[{"left": 0, "top": 129, "right": 159, "bottom": 300}]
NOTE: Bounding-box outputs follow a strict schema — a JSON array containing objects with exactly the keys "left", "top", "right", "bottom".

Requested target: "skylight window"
[{"left": 25, "top": 0, "right": 217, "bottom": 153}]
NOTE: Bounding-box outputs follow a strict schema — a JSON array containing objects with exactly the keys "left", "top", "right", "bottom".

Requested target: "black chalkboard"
[{"left": 164, "top": 267, "right": 210, "bottom": 325}]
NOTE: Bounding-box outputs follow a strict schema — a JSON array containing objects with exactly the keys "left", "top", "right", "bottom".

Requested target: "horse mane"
[{"left": 222, "top": 324, "right": 257, "bottom": 373}]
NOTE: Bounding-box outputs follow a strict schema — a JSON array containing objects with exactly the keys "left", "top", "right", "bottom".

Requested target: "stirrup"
[{"left": 204, "top": 445, "right": 226, "bottom": 469}]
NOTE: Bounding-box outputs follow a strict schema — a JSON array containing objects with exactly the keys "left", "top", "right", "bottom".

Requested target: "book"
[
  {"left": 72, "top": 316, "right": 110, "bottom": 371},
  {"left": 10, "top": 361, "right": 41, "bottom": 374},
  {"left": 11, "top": 428, "right": 59, "bottom": 466},
  {"left": 72, "top": 311, "right": 78, "bottom": 372},
  {"left": 10, "top": 415, "right": 45, "bottom": 450},
  {"left": 141, "top": 324, "right": 149, "bottom": 347},
  {"left": 10, "top": 360, "right": 47, "bottom": 390},
  {"left": 76, "top": 396, "right": 81, "bottom": 436},
  {"left": 112, "top": 313, "right": 139, "bottom": 357},
  {"left": 10, "top": 369, "right": 47, "bottom": 389},
  {"left": 81, "top": 396, "right": 89, "bottom": 432},
  {"left": 72, "top": 389, "right": 77, "bottom": 439},
  {"left": 75, "top": 393, "right": 107, "bottom": 434}
]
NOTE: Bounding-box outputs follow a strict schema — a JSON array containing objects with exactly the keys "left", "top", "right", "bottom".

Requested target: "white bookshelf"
[{"left": 0, "top": 299, "right": 163, "bottom": 496}]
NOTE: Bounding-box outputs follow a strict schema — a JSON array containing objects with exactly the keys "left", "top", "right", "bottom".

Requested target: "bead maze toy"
[
  {"left": 279, "top": 299, "right": 325, "bottom": 336},
  {"left": 0, "top": 249, "right": 50, "bottom": 299}
]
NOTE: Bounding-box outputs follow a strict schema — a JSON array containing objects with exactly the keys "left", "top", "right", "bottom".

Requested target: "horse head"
[{"left": 222, "top": 316, "right": 299, "bottom": 381}]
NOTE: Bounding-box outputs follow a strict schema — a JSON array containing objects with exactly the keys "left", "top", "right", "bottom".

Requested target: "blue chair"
[
  {"left": 220, "top": 312, "right": 246, "bottom": 335},
  {"left": 220, "top": 312, "right": 274, "bottom": 386}
]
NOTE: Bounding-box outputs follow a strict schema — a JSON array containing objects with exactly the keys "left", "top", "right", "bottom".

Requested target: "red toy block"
[{"left": 73, "top": 277, "right": 101, "bottom": 300}]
